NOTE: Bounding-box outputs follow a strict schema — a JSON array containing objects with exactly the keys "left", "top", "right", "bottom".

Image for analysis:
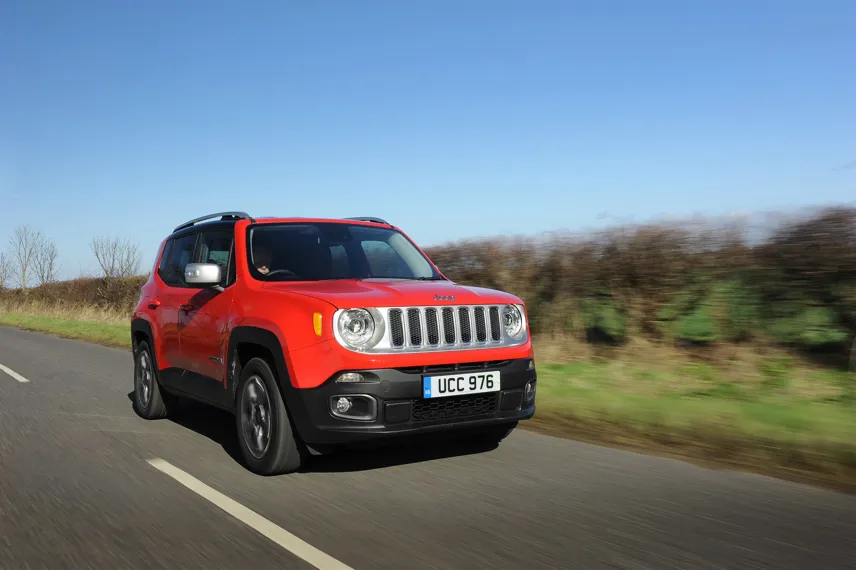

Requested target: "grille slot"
[
  {"left": 407, "top": 308, "right": 422, "bottom": 346},
  {"left": 412, "top": 393, "right": 498, "bottom": 423},
  {"left": 475, "top": 307, "right": 487, "bottom": 342},
  {"left": 385, "top": 304, "right": 518, "bottom": 350},
  {"left": 459, "top": 307, "right": 472, "bottom": 343},
  {"left": 489, "top": 307, "right": 501, "bottom": 341},
  {"left": 425, "top": 308, "right": 440, "bottom": 345},
  {"left": 442, "top": 308, "right": 455, "bottom": 344},
  {"left": 389, "top": 309, "right": 404, "bottom": 346}
]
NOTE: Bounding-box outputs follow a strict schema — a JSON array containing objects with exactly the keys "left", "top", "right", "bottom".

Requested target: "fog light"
[
  {"left": 330, "top": 394, "right": 377, "bottom": 421},
  {"left": 335, "top": 372, "right": 366, "bottom": 383},
  {"left": 524, "top": 379, "right": 536, "bottom": 403},
  {"left": 335, "top": 397, "right": 352, "bottom": 414}
]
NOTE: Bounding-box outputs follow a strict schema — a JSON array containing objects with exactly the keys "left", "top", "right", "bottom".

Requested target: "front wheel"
[{"left": 235, "top": 357, "right": 305, "bottom": 475}]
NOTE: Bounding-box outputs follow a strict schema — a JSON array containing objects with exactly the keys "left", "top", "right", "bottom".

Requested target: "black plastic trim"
[
  {"left": 174, "top": 211, "right": 250, "bottom": 233},
  {"left": 288, "top": 357, "right": 536, "bottom": 446},
  {"left": 344, "top": 216, "right": 390, "bottom": 225}
]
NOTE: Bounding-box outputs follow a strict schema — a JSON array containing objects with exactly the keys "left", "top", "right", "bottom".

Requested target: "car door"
[
  {"left": 155, "top": 232, "right": 201, "bottom": 373},
  {"left": 177, "top": 228, "right": 236, "bottom": 404}
]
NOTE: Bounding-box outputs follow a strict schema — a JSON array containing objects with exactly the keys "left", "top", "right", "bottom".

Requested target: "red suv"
[{"left": 131, "top": 212, "right": 537, "bottom": 475}]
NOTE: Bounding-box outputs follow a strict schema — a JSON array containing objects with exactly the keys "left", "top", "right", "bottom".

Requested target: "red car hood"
[{"left": 261, "top": 279, "right": 522, "bottom": 308}]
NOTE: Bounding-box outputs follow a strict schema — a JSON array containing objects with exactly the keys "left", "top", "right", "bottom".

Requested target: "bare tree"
[
  {"left": 8, "top": 225, "right": 45, "bottom": 289},
  {"left": 0, "top": 250, "right": 12, "bottom": 289},
  {"left": 34, "top": 237, "right": 60, "bottom": 284},
  {"left": 90, "top": 236, "right": 142, "bottom": 278}
]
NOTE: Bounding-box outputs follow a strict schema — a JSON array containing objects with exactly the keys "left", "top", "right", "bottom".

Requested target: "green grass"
[
  {"left": 533, "top": 361, "right": 856, "bottom": 489},
  {"left": 0, "top": 312, "right": 131, "bottom": 348},
  {"left": 2, "top": 309, "right": 855, "bottom": 490}
]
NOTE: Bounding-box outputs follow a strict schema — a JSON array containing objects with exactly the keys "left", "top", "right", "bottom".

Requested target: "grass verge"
[
  {"left": 531, "top": 362, "right": 856, "bottom": 492},
  {"left": 2, "top": 306, "right": 855, "bottom": 492},
  {"left": 0, "top": 312, "right": 131, "bottom": 348}
]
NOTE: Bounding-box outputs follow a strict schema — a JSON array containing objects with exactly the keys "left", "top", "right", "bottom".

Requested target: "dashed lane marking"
[
  {"left": 0, "top": 363, "right": 30, "bottom": 383},
  {"left": 146, "top": 458, "right": 355, "bottom": 570}
]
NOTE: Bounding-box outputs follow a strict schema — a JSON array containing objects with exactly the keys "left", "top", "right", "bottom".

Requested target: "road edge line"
[
  {"left": 145, "top": 458, "right": 354, "bottom": 570},
  {"left": 0, "top": 363, "right": 30, "bottom": 383}
]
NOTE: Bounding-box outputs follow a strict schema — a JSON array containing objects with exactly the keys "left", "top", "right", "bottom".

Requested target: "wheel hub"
[
  {"left": 136, "top": 351, "right": 152, "bottom": 408},
  {"left": 241, "top": 375, "right": 272, "bottom": 459}
]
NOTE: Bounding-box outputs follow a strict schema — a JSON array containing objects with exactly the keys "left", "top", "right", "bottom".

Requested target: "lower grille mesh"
[{"left": 411, "top": 393, "right": 498, "bottom": 423}]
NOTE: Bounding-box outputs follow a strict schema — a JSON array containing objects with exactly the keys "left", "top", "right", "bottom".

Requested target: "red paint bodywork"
[{"left": 133, "top": 217, "right": 534, "bottom": 391}]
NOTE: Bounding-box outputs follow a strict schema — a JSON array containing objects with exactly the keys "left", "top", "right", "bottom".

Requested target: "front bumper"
[{"left": 285, "top": 357, "right": 537, "bottom": 446}]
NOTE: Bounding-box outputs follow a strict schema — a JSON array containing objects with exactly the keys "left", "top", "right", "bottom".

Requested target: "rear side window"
[
  {"left": 195, "top": 230, "right": 235, "bottom": 287},
  {"left": 159, "top": 233, "right": 198, "bottom": 287}
]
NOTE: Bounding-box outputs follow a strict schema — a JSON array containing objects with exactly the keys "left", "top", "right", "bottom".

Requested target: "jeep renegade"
[{"left": 131, "top": 212, "right": 537, "bottom": 475}]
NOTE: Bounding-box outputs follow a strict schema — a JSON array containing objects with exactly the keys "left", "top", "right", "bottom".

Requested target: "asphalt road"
[{"left": 1, "top": 326, "right": 855, "bottom": 570}]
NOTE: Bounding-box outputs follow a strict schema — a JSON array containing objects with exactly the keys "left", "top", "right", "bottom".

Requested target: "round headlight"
[
  {"left": 337, "top": 309, "right": 376, "bottom": 346},
  {"left": 502, "top": 305, "right": 524, "bottom": 338}
]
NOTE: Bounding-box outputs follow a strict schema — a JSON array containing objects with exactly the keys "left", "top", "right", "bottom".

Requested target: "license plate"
[{"left": 422, "top": 371, "right": 501, "bottom": 399}]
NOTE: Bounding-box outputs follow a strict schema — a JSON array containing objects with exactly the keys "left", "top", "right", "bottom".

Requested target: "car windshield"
[{"left": 247, "top": 222, "right": 445, "bottom": 281}]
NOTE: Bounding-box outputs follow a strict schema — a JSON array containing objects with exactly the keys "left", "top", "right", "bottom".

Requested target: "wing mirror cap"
[{"left": 184, "top": 263, "right": 222, "bottom": 286}]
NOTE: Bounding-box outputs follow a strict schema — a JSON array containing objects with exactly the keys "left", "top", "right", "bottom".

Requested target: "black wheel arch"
[
  {"left": 226, "top": 326, "right": 295, "bottom": 402},
  {"left": 226, "top": 326, "right": 313, "bottom": 442},
  {"left": 130, "top": 318, "right": 156, "bottom": 362}
]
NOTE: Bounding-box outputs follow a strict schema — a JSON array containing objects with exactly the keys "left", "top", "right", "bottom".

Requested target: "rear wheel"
[
  {"left": 235, "top": 357, "right": 305, "bottom": 475},
  {"left": 132, "top": 340, "right": 174, "bottom": 419}
]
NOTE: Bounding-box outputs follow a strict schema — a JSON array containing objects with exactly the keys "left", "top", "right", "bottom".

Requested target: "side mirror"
[{"left": 184, "top": 263, "right": 222, "bottom": 288}]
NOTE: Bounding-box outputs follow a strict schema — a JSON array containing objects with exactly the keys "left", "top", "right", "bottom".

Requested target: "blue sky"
[{"left": 2, "top": 0, "right": 854, "bottom": 279}]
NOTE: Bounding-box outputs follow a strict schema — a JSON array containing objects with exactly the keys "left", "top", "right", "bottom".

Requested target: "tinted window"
[
  {"left": 160, "top": 233, "right": 198, "bottom": 287},
  {"left": 195, "top": 230, "right": 235, "bottom": 287},
  {"left": 248, "top": 222, "right": 443, "bottom": 282}
]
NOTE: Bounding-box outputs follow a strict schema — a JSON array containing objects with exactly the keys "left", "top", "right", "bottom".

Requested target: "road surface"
[{"left": 0, "top": 325, "right": 854, "bottom": 569}]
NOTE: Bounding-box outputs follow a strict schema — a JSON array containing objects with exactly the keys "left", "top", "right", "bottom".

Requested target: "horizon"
[
  {"left": 2, "top": 0, "right": 855, "bottom": 280},
  {"left": 3, "top": 204, "right": 853, "bottom": 285}
]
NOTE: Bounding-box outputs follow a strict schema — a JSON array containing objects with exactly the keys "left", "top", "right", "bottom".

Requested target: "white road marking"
[
  {"left": 0, "top": 363, "right": 30, "bottom": 383},
  {"left": 146, "top": 458, "right": 355, "bottom": 570}
]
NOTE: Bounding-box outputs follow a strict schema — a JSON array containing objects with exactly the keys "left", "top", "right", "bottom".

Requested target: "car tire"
[
  {"left": 235, "top": 357, "right": 305, "bottom": 476},
  {"left": 132, "top": 340, "right": 173, "bottom": 420}
]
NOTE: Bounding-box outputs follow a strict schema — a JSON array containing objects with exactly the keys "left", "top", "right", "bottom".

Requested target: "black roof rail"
[
  {"left": 173, "top": 211, "right": 252, "bottom": 233},
  {"left": 344, "top": 216, "right": 390, "bottom": 225}
]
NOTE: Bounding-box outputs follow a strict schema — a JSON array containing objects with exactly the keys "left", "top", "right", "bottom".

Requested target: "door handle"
[
  {"left": 148, "top": 299, "right": 161, "bottom": 310},
  {"left": 180, "top": 303, "right": 194, "bottom": 312}
]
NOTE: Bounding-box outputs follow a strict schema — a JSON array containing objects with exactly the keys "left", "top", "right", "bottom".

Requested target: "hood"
[{"left": 261, "top": 279, "right": 522, "bottom": 308}]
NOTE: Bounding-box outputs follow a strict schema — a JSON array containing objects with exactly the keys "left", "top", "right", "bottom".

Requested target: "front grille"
[
  {"left": 387, "top": 305, "right": 507, "bottom": 350},
  {"left": 411, "top": 393, "right": 499, "bottom": 423}
]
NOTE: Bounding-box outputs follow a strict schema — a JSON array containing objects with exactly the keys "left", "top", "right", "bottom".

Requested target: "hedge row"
[{"left": 424, "top": 206, "right": 856, "bottom": 354}]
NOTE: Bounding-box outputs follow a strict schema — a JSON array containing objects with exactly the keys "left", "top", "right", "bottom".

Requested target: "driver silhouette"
[{"left": 254, "top": 247, "right": 272, "bottom": 275}]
